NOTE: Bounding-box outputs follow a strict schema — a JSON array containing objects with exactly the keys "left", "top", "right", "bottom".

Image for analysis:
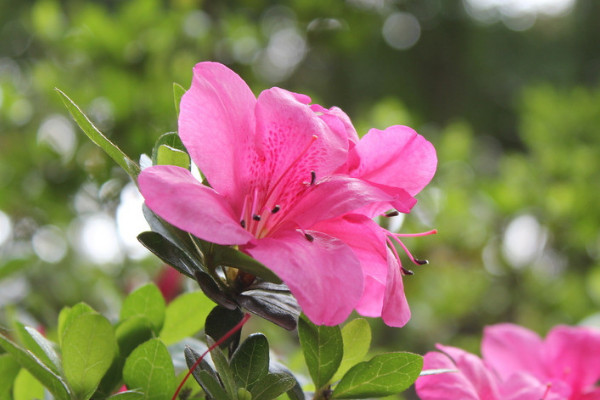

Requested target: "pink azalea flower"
[
  {"left": 138, "top": 62, "right": 436, "bottom": 326},
  {"left": 416, "top": 323, "right": 600, "bottom": 400}
]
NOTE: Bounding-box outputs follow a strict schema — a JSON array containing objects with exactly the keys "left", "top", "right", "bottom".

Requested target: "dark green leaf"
[
  {"left": 56, "top": 88, "right": 140, "bottom": 179},
  {"left": 62, "top": 313, "right": 118, "bottom": 400},
  {"left": 250, "top": 373, "right": 296, "bottom": 400},
  {"left": 298, "top": 316, "right": 343, "bottom": 389},
  {"left": 121, "top": 283, "right": 166, "bottom": 335},
  {"left": 142, "top": 205, "right": 199, "bottom": 260},
  {"left": 0, "top": 354, "right": 20, "bottom": 398},
  {"left": 205, "top": 306, "right": 243, "bottom": 351},
  {"left": 332, "top": 352, "right": 423, "bottom": 399},
  {"left": 184, "top": 346, "right": 218, "bottom": 388},
  {"left": 332, "top": 318, "right": 371, "bottom": 382},
  {"left": 237, "top": 288, "right": 299, "bottom": 331},
  {"left": 123, "top": 339, "right": 176, "bottom": 400},
  {"left": 269, "top": 363, "right": 304, "bottom": 400},
  {"left": 137, "top": 231, "right": 197, "bottom": 278},
  {"left": 194, "top": 270, "right": 238, "bottom": 310},
  {"left": 159, "top": 291, "right": 214, "bottom": 345},
  {"left": 206, "top": 336, "right": 237, "bottom": 400},
  {"left": 212, "top": 245, "right": 281, "bottom": 284},
  {"left": 230, "top": 334, "right": 269, "bottom": 391},
  {"left": 173, "top": 83, "right": 186, "bottom": 116},
  {"left": 195, "top": 370, "right": 230, "bottom": 400},
  {"left": 156, "top": 144, "right": 190, "bottom": 169},
  {"left": 0, "top": 332, "right": 71, "bottom": 400}
]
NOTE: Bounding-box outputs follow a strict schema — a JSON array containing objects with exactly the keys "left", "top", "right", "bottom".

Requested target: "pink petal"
[
  {"left": 437, "top": 345, "right": 501, "bottom": 400},
  {"left": 545, "top": 325, "right": 600, "bottom": 393},
  {"left": 350, "top": 125, "right": 437, "bottom": 196},
  {"left": 482, "top": 323, "right": 546, "bottom": 382},
  {"left": 179, "top": 62, "right": 256, "bottom": 203},
  {"left": 242, "top": 230, "right": 362, "bottom": 326},
  {"left": 416, "top": 350, "right": 488, "bottom": 400},
  {"left": 354, "top": 276, "right": 385, "bottom": 317},
  {"left": 310, "top": 104, "right": 360, "bottom": 146},
  {"left": 500, "top": 373, "right": 563, "bottom": 400},
  {"left": 138, "top": 165, "right": 253, "bottom": 245},
  {"left": 381, "top": 247, "right": 411, "bottom": 327},
  {"left": 580, "top": 388, "right": 600, "bottom": 400}
]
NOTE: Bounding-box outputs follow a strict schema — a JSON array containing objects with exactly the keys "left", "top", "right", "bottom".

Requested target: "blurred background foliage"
[{"left": 1, "top": 0, "right": 599, "bottom": 396}]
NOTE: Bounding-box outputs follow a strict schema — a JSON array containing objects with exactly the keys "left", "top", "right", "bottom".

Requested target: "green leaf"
[
  {"left": 156, "top": 145, "right": 190, "bottom": 169},
  {"left": 123, "top": 339, "right": 176, "bottom": 400},
  {"left": 237, "top": 286, "right": 299, "bottom": 331},
  {"left": 150, "top": 132, "right": 187, "bottom": 165},
  {"left": 62, "top": 313, "right": 118, "bottom": 400},
  {"left": 0, "top": 332, "right": 71, "bottom": 400},
  {"left": 13, "top": 368, "right": 44, "bottom": 400},
  {"left": 298, "top": 316, "right": 343, "bottom": 389},
  {"left": 230, "top": 334, "right": 269, "bottom": 391},
  {"left": 195, "top": 370, "right": 230, "bottom": 400},
  {"left": 331, "top": 352, "right": 423, "bottom": 399},
  {"left": 58, "top": 302, "right": 95, "bottom": 348},
  {"left": 206, "top": 336, "right": 238, "bottom": 400},
  {"left": 205, "top": 306, "right": 243, "bottom": 351},
  {"left": 173, "top": 82, "right": 186, "bottom": 115},
  {"left": 14, "top": 323, "right": 61, "bottom": 375},
  {"left": 332, "top": 318, "right": 371, "bottom": 382},
  {"left": 136, "top": 231, "right": 197, "bottom": 278},
  {"left": 238, "top": 387, "right": 252, "bottom": 400},
  {"left": 159, "top": 291, "right": 214, "bottom": 345},
  {"left": 212, "top": 245, "right": 282, "bottom": 284},
  {"left": 0, "top": 354, "right": 20, "bottom": 399},
  {"left": 108, "top": 390, "right": 145, "bottom": 400},
  {"left": 56, "top": 88, "right": 140, "bottom": 179},
  {"left": 121, "top": 283, "right": 166, "bottom": 335},
  {"left": 250, "top": 373, "right": 296, "bottom": 400}
]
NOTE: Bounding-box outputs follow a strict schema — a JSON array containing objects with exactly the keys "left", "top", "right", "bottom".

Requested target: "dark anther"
[
  {"left": 240, "top": 220, "right": 246, "bottom": 228},
  {"left": 252, "top": 214, "right": 261, "bottom": 221},
  {"left": 310, "top": 170, "right": 316, "bottom": 185},
  {"left": 304, "top": 233, "right": 315, "bottom": 242},
  {"left": 414, "top": 258, "right": 429, "bottom": 265},
  {"left": 385, "top": 210, "right": 399, "bottom": 217},
  {"left": 271, "top": 205, "right": 281, "bottom": 213},
  {"left": 401, "top": 267, "right": 414, "bottom": 275}
]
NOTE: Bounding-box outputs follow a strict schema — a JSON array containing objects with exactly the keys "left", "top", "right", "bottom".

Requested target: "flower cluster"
[
  {"left": 416, "top": 323, "right": 600, "bottom": 400},
  {"left": 138, "top": 62, "right": 437, "bottom": 327}
]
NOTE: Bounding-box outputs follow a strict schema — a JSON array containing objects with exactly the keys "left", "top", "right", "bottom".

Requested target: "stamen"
[
  {"left": 252, "top": 214, "right": 261, "bottom": 221},
  {"left": 240, "top": 220, "right": 246, "bottom": 228},
  {"left": 310, "top": 170, "right": 316, "bottom": 185},
  {"left": 271, "top": 205, "right": 280, "bottom": 213},
  {"left": 414, "top": 259, "right": 429, "bottom": 265},
  {"left": 401, "top": 267, "right": 414, "bottom": 275},
  {"left": 305, "top": 233, "right": 315, "bottom": 242},
  {"left": 385, "top": 210, "right": 400, "bottom": 217},
  {"left": 395, "top": 229, "right": 438, "bottom": 238},
  {"left": 389, "top": 234, "right": 426, "bottom": 266}
]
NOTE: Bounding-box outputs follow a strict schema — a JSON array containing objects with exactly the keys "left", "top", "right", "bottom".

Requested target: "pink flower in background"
[
  {"left": 139, "top": 62, "right": 436, "bottom": 326},
  {"left": 416, "top": 323, "right": 600, "bottom": 400}
]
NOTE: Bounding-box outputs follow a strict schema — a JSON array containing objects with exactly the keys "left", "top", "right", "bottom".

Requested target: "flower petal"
[
  {"left": 138, "top": 165, "right": 253, "bottom": 245},
  {"left": 242, "top": 230, "right": 362, "bottom": 326},
  {"left": 350, "top": 125, "right": 437, "bottom": 196},
  {"left": 482, "top": 323, "right": 546, "bottom": 382},
  {"left": 416, "top": 350, "right": 486, "bottom": 400},
  {"left": 381, "top": 247, "right": 411, "bottom": 327},
  {"left": 544, "top": 325, "right": 600, "bottom": 393},
  {"left": 179, "top": 62, "right": 256, "bottom": 202}
]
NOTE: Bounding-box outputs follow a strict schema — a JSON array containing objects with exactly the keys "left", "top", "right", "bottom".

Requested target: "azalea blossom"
[
  {"left": 416, "top": 323, "right": 600, "bottom": 400},
  {"left": 138, "top": 61, "right": 436, "bottom": 326}
]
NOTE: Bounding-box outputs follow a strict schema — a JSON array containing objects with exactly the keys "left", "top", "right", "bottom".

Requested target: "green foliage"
[
  {"left": 332, "top": 318, "right": 372, "bottom": 382},
  {"left": 120, "top": 283, "right": 166, "bottom": 335},
  {"left": 159, "top": 290, "right": 214, "bottom": 345},
  {"left": 0, "top": 354, "right": 20, "bottom": 399}
]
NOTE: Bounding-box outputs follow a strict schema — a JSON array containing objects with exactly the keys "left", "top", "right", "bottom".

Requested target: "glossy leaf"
[
  {"left": 14, "top": 323, "right": 61, "bottom": 375},
  {"left": 230, "top": 333, "right": 270, "bottom": 390},
  {"left": 121, "top": 283, "right": 166, "bottom": 335},
  {"left": 56, "top": 88, "right": 140, "bottom": 179},
  {"left": 237, "top": 283, "right": 300, "bottom": 331},
  {"left": 250, "top": 373, "right": 296, "bottom": 400},
  {"left": 184, "top": 345, "right": 218, "bottom": 388},
  {"left": 212, "top": 245, "right": 282, "bottom": 284},
  {"left": 159, "top": 291, "right": 214, "bottom": 345},
  {"left": 269, "top": 363, "right": 305, "bottom": 400},
  {"left": 0, "top": 332, "right": 71, "bottom": 400},
  {"left": 13, "top": 368, "right": 44, "bottom": 400},
  {"left": 205, "top": 306, "right": 244, "bottom": 351},
  {"left": 195, "top": 370, "right": 230, "bottom": 400},
  {"left": 298, "top": 316, "right": 343, "bottom": 389},
  {"left": 62, "top": 313, "right": 118, "bottom": 400},
  {"left": 123, "top": 339, "right": 176, "bottom": 400},
  {"left": 107, "top": 390, "right": 145, "bottom": 400},
  {"left": 142, "top": 205, "right": 200, "bottom": 260},
  {"left": 137, "top": 231, "right": 197, "bottom": 278},
  {"left": 173, "top": 82, "right": 186, "bottom": 116},
  {"left": 332, "top": 318, "right": 371, "bottom": 382},
  {"left": 194, "top": 270, "right": 238, "bottom": 310},
  {"left": 332, "top": 352, "right": 423, "bottom": 399}
]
